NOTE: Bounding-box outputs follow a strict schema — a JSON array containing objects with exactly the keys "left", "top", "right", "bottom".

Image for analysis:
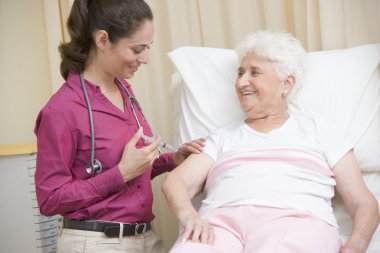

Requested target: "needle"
[{"left": 142, "top": 134, "right": 178, "bottom": 152}]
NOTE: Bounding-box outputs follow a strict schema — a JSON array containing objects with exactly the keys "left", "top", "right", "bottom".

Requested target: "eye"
[
  {"left": 250, "top": 70, "right": 260, "bottom": 76},
  {"left": 132, "top": 48, "right": 143, "bottom": 54},
  {"left": 237, "top": 69, "right": 244, "bottom": 77},
  {"left": 132, "top": 46, "right": 149, "bottom": 55}
]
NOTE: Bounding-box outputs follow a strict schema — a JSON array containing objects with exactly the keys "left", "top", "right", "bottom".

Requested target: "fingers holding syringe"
[
  {"left": 142, "top": 134, "right": 162, "bottom": 151},
  {"left": 118, "top": 129, "right": 161, "bottom": 182}
]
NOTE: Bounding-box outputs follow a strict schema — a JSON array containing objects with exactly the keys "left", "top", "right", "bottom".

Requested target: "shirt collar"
[
  {"left": 66, "top": 72, "right": 132, "bottom": 101},
  {"left": 67, "top": 72, "right": 99, "bottom": 101}
]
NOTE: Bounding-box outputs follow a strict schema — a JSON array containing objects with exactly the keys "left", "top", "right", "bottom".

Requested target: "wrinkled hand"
[
  {"left": 179, "top": 212, "right": 214, "bottom": 245},
  {"left": 118, "top": 128, "right": 161, "bottom": 182},
  {"left": 173, "top": 138, "right": 206, "bottom": 166}
]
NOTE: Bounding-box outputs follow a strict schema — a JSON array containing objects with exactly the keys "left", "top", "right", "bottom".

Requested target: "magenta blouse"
[{"left": 34, "top": 72, "right": 175, "bottom": 223}]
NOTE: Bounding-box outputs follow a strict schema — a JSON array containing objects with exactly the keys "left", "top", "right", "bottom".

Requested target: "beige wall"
[{"left": 0, "top": 0, "right": 51, "bottom": 145}]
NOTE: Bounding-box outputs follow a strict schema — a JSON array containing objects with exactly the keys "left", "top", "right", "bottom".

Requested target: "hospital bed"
[{"left": 168, "top": 42, "right": 380, "bottom": 252}]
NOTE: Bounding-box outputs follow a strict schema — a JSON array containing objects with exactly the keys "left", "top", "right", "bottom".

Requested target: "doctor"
[{"left": 34, "top": 0, "right": 204, "bottom": 252}]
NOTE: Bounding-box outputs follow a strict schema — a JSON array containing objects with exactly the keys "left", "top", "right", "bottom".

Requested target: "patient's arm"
[
  {"left": 334, "top": 150, "right": 380, "bottom": 253},
  {"left": 162, "top": 153, "right": 214, "bottom": 244}
]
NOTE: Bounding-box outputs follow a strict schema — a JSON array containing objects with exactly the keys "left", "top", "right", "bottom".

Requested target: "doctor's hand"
[
  {"left": 179, "top": 212, "right": 215, "bottom": 245},
  {"left": 173, "top": 138, "right": 206, "bottom": 166},
  {"left": 118, "top": 128, "right": 161, "bottom": 182}
]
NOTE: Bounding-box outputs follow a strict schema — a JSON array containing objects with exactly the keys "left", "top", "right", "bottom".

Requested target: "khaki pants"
[{"left": 57, "top": 227, "right": 165, "bottom": 253}]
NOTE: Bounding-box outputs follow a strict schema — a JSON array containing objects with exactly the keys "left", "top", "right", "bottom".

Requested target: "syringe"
[{"left": 142, "top": 134, "right": 178, "bottom": 152}]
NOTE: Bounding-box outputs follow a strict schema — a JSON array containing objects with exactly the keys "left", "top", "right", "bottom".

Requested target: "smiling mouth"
[
  {"left": 242, "top": 90, "right": 256, "bottom": 95},
  {"left": 129, "top": 65, "right": 140, "bottom": 72}
]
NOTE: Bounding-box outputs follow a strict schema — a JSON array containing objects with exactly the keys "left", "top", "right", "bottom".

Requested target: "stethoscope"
[{"left": 80, "top": 73, "right": 148, "bottom": 175}]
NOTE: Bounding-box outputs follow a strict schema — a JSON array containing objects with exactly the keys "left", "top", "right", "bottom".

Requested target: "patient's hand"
[
  {"left": 179, "top": 213, "right": 215, "bottom": 245},
  {"left": 173, "top": 138, "right": 206, "bottom": 166}
]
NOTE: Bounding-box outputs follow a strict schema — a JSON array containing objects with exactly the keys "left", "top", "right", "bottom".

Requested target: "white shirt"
[{"left": 201, "top": 111, "right": 352, "bottom": 227}]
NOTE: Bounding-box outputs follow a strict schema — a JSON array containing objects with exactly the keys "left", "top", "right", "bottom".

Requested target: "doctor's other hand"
[
  {"left": 118, "top": 128, "right": 161, "bottom": 182},
  {"left": 179, "top": 212, "right": 215, "bottom": 245},
  {"left": 173, "top": 138, "right": 206, "bottom": 166}
]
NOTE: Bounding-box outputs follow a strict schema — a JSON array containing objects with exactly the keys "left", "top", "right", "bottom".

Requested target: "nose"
[
  {"left": 236, "top": 74, "right": 250, "bottom": 89},
  {"left": 138, "top": 50, "right": 149, "bottom": 64}
]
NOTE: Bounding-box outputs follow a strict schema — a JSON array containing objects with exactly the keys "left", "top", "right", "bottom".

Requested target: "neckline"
[{"left": 243, "top": 114, "right": 293, "bottom": 136}]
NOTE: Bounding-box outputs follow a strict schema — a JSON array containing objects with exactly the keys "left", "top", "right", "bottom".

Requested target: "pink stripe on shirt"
[{"left": 205, "top": 148, "right": 333, "bottom": 191}]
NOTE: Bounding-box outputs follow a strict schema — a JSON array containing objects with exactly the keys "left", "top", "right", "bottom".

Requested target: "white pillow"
[
  {"left": 169, "top": 47, "right": 243, "bottom": 146},
  {"left": 168, "top": 43, "right": 380, "bottom": 172}
]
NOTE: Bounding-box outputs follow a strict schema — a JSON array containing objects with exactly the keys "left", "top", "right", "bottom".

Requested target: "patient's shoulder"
[
  {"left": 290, "top": 110, "right": 343, "bottom": 143},
  {"left": 290, "top": 110, "right": 329, "bottom": 125},
  {"left": 210, "top": 120, "right": 244, "bottom": 136}
]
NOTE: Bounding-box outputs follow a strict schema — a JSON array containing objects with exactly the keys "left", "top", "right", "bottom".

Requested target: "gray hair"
[{"left": 235, "top": 30, "right": 307, "bottom": 101}]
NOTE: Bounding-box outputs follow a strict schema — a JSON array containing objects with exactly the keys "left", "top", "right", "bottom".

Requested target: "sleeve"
[
  {"left": 202, "top": 128, "right": 223, "bottom": 161},
  {"left": 34, "top": 106, "right": 125, "bottom": 217},
  {"left": 150, "top": 129, "right": 223, "bottom": 179},
  {"left": 316, "top": 116, "right": 354, "bottom": 168},
  {"left": 150, "top": 152, "right": 175, "bottom": 179}
]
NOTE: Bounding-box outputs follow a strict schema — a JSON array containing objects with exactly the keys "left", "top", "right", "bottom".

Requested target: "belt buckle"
[{"left": 135, "top": 223, "right": 147, "bottom": 235}]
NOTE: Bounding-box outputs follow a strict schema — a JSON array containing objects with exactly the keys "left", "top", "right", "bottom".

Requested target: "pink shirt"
[{"left": 34, "top": 72, "right": 175, "bottom": 223}]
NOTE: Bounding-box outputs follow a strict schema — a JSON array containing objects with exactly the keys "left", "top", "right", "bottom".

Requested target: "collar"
[
  {"left": 67, "top": 72, "right": 99, "bottom": 103},
  {"left": 66, "top": 72, "right": 132, "bottom": 102}
]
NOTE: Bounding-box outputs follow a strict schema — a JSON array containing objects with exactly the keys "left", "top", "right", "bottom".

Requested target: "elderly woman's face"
[{"left": 235, "top": 53, "right": 285, "bottom": 117}]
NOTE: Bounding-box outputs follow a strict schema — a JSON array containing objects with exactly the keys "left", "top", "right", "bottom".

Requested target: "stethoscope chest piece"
[{"left": 86, "top": 159, "right": 102, "bottom": 175}]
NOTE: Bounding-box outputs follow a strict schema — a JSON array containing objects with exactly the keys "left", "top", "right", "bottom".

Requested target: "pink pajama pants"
[{"left": 170, "top": 205, "right": 342, "bottom": 253}]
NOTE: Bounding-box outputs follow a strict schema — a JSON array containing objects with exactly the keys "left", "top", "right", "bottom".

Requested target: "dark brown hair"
[{"left": 59, "top": 0, "right": 153, "bottom": 80}]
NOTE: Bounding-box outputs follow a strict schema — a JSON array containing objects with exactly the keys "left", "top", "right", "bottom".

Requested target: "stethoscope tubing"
[
  {"left": 80, "top": 73, "right": 97, "bottom": 167},
  {"left": 80, "top": 73, "right": 150, "bottom": 175}
]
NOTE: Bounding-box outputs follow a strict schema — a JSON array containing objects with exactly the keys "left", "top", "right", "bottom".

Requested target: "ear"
[
  {"left": 94, "top": 30, "right": 109, "bottom": 51},
  {"left": 284, "top": 74, "right": 296, "bottom": 93}
]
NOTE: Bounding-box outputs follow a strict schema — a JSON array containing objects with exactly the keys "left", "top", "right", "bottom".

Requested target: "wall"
[{"left": 0, "top": 0, "right": 51, "bottom": 145}]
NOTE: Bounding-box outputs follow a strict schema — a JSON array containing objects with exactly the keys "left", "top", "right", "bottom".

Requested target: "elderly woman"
[{"left": 162, "top": 31, "right": 379, "bottom": 253}]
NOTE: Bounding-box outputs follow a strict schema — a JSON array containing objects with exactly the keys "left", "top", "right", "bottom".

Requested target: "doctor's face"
[
  {"left": 235, "top": 52, "right": 284, "bottom": 118},
  {"left": 104, "top": 20, "right": 154, "bottom": 79}
]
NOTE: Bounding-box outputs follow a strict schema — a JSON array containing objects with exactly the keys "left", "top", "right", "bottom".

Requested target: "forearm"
[
  {"left": 163, "top": 171, "right": 216, "bottom": 244},
  {"left": 162, "top": 153, "right": 212, "bottom": 222},
  {"left": 343, "top": 199, "right": 380, "bottom": 252},
  {"left": 36, "top": 166, "right": 125, "bottom": 216},
  {"left": 334, "top": 151, "right": 380, "bottom": 252},
  {"left": 162, "top": 172, "right": 198, "bottom": 222}
]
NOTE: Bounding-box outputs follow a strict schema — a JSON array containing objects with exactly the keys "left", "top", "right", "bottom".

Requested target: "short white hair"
[{"left": 235, "top": 30, "right": 307, "bottom": 101}]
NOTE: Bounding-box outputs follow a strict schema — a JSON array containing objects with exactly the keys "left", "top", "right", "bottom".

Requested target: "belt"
[{"left": 63, "top": 218, "right": 152, "bottom": 237}]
